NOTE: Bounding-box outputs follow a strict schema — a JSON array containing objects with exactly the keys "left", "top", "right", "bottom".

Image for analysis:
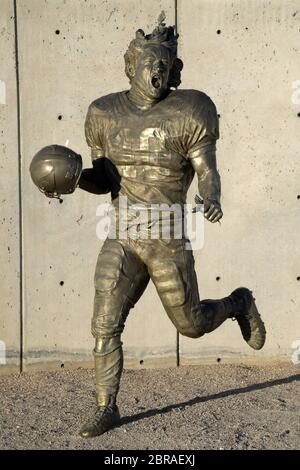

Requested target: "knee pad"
[
  {"left": 94, "top": 336, "right": 122, "bottom": 356},
  {"left": 94, "top": 242, "right": 124, "bottom": 294},
  {"left": 177, "top": 323, "right": 205, "bottom": 339},
  {"left": 151, "top": 262, "right": 186, "bottom": 307}
]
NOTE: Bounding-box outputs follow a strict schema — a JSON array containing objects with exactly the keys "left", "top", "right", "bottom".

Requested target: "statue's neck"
[{"left": 127, "top": 87, "right": 164, "bottom": 111}]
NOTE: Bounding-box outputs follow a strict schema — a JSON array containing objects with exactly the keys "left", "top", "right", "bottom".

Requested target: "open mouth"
[{"left": 151, "top": 74, "right": 162, "bottom": 89}]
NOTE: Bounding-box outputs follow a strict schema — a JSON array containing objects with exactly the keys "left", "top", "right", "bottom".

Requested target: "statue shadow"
[{"left": 116, "top": 373, "right": 300, "bottom": 428}]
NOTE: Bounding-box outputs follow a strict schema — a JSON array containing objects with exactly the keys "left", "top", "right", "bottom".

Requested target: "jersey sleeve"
[
  {"left": 84, "top": 102, "right": 106, "bottom": 161},
  {"left": 183, "top": 93, "right": 219, "bottom": 159}
]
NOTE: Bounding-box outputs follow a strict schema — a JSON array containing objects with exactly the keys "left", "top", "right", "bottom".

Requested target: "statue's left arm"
[
  {"left": 185, "top": 93, "right": 223, "bottom": 223},
  {"left": 189, "top": 143, "right": 222, "bottom": 223}
]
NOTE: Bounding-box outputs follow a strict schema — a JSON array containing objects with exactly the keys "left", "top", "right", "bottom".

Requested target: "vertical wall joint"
[{"left": 13, "top": 0, "right": 23, "bottom": 373}]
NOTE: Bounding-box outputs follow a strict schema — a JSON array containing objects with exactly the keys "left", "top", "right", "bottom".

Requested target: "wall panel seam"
[
  {"left": 175, "top": 0, "right": 180, "bottom": 367},
  {"left": 13, "top": 0, "right": 23, "bottom": 373}
]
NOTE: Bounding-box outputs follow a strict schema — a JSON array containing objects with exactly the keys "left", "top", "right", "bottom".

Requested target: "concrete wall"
[
  {"left": 0, "top": 0, "right": 20, "bottom": 372},
  {"left": 0, "top": 0, "right": 299, "bottom": 373}
]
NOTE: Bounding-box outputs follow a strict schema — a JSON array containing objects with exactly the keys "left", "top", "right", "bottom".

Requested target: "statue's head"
[{"left": 124, "top": 12, "right": 183, "bottom": 100}]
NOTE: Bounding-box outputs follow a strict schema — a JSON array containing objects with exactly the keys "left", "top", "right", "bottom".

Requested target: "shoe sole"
[{"left": 245, "top": 294, "right": 266, "bottom": 350}]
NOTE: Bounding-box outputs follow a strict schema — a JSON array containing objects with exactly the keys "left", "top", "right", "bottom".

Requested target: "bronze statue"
[{"left": 30, "top": 13, "right": 266, "bottom": 438}]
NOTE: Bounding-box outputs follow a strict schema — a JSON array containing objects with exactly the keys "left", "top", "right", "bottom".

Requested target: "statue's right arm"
[
  {"left": 78, "top": 101, "right": 111, "bottom": 195},
  {"left": 78, "top": 158, "right": 111, "bottom": 195}
]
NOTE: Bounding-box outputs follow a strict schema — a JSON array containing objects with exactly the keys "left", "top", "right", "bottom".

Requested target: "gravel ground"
[{"left": 0, "top": 363, "right": 299, "bottom": 450}]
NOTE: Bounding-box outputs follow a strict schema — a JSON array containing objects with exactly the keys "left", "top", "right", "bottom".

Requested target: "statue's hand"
[{"left": 204, "top": 199, "right": 223, "bottom": 223}]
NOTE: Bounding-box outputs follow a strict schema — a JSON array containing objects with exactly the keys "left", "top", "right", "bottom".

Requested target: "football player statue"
[{"left": 30, "top": 13, "right": 266, "bottom": 438}]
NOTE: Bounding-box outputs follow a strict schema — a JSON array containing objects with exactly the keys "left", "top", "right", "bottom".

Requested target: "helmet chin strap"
[{"left": 38, "top": 187, "right": 61, "bottom": 199}]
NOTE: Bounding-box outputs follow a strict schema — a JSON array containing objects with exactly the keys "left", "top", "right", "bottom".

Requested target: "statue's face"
[{"left": 131, "top": 45, "right": 172, "bottom": 100}]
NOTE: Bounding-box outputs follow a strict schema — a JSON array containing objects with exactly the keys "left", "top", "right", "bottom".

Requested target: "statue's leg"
[
  {"left": 80, "top": 238, "right": 149, "bottom": 438},
  {"left": 147, "top": 239, "right": 265, "bottom": 347}
]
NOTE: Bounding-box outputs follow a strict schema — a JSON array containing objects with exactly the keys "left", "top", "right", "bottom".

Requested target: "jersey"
[{"left": 85, "top": 89, "right": 219, "bottom": 208}]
